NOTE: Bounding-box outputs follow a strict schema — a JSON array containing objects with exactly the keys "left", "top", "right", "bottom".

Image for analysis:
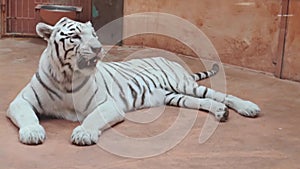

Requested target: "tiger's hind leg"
[
  {"left": 185, "top": 85, "right": 260, "bottom": 117},
  {"left": 165, "top": 92, "right": 229, "bottom": 122}
]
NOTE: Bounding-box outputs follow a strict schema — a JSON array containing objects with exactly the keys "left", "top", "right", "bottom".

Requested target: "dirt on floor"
[{"left": 0, "top": 38, "right": 300, "bottom": 169}]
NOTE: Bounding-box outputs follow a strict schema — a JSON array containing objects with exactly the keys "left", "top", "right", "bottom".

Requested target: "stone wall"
[{"left": 123, "top": 0, "right": 282, "bottom": 73}]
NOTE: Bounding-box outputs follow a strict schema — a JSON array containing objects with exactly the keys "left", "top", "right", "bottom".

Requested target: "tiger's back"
[{"left": 96, "top": 57, "right": 196, "bottom": 112}]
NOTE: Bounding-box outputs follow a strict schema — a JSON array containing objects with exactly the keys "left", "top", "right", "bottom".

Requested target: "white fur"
[
  {"left": 71, "top": 125, "right": 100, "bottom": 145},
  {"left": 225, "top": 95, "right": 260, "bottom": 117},
  {"left": 19, "top": 124, "right": 46, "bottom": 144}
]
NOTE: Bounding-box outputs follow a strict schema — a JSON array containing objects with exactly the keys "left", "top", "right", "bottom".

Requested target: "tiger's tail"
[{"left": 191, "top": 64, "right": 219, "bottom": 81}]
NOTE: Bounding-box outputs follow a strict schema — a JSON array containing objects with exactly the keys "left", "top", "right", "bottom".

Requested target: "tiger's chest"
[
  {"left": 33, "top": 77, "right": 103, "bottom": 121},
  {"left": 40, "top": 93, "right": 80, "bottom": 121}
]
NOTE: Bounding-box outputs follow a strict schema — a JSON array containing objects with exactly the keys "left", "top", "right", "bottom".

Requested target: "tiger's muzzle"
[
  {"left": 77, "top": 55, "right": 100, "bottom": 69},
  {"left": 77, "top": 47, "right": 102, "bottom": 69}
]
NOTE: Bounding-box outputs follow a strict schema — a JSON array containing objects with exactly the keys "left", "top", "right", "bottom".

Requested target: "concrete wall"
[
  {"left": 92, "top": 0, "right": 123, "bottom": 45},
  {"left": 123, "top": 0, "right": 282, "bottom": 73},
  {"left": 281, "top": 0, "right": 300, "bottom": 81},
  {"left": 0, "top": 0, "right": 3, "bottom": 37}
]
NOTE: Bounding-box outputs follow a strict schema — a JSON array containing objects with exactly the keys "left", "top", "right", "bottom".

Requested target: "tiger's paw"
[
  {"left": 19, "top": 124, "right": 46, "bottom": 145},
  {"left": 71, "top": 126, "right": 100, "bottom": 146},
  {"left": 236, "top": 101, "right": 261, "bottom": 117},
  {"left": 225, "top": 95, "right": 260, "bottom": 118},
  {"left": 210, "top": 102, "right": 229, "bottom": 122}
]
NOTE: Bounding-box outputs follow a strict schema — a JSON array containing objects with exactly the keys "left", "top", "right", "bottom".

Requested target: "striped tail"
[{"left": 191, "top": 64, "right": 219, "bottom": 81}]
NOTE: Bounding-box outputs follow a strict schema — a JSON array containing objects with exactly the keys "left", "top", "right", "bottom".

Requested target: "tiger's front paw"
[
  {"left": 19, "top": 124, "right": 46, "bottom": 145},
  {"left": 71, "top": 126, "right": 100, "bottom": 146}
]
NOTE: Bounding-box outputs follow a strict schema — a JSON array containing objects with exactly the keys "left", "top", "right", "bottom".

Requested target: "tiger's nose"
[{"left": 91, "top": 47, "right": 102, "bottom": 54}]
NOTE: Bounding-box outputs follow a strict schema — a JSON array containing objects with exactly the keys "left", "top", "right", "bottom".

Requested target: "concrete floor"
[{"left": 0, "top": 38, "right": 300, "bottom": 169}]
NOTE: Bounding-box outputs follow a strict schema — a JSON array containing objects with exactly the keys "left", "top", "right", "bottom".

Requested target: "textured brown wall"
[
  {"left": 123, "top": 0, "right": 281, "bottom": 73},
  {"left": 0, "top": 1, "right": 2, "bottom": 37},
  {"left": 281, "top": 0, "right": 300, "bottom": 81}
]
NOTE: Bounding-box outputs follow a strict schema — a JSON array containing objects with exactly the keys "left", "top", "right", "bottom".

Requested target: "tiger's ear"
[
  {"left": 86, "top": 21, "right": 92, "bottom": 26},
  {"left": 36, "top": 23, "right": 53, "bottom": 41},
  {"left": 56, "top": 17, "right": 71, "bottom": 26}
]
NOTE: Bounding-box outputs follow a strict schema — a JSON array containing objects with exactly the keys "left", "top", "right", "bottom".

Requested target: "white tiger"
[{"left": 7, "top": 17, "right": 260, "bottom": 146}]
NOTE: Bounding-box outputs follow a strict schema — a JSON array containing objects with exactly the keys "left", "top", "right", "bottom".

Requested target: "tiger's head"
[{"left": 36, "top": 17, "right": 102, "bottom": 78}]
